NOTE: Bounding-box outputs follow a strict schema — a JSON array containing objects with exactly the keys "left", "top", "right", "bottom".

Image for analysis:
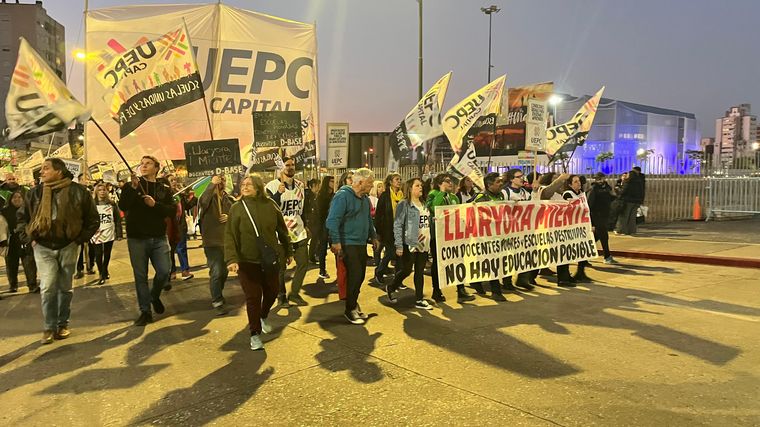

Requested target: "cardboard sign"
[
  {"left": 184, "top": 138, "right": 245, "bottom": 178},
  {"left": 253, "top": 111, "right": 302, "bottom": 148},
  {"left": 326, "top": 122, "right": 349, "bottom": 168},
  {"left": 61, "top": 159, "right": 83, "bottom": 180}
]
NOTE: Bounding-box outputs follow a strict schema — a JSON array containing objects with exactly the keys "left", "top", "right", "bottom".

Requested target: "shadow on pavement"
[{"left": 129, "top": 328, "right": 273, "bottom": 426}]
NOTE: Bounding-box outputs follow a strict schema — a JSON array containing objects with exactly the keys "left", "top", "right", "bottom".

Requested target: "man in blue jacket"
[{"left": 326, "top": 168, "right": 378, "bottom": 325}]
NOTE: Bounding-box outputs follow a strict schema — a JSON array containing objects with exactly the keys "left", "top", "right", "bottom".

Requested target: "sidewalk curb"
[{"left": 610, "top": 250, "right": 760, "bottom": 269}]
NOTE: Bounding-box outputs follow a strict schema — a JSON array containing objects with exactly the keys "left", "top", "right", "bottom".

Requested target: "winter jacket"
[
  {"left": 621, "top": 171, "right": 645, "bottom": 204},
  {"left": 199, "top": 184, "right": 234, "bottom": 248},
  {"left": 326, "top": 185, "right": 376, "bottom": 246},
  {"left": 17, "top": 182, "right": 99, "bottom": 250},
  {"left": 426, "top": 189, "right": 459, "bottom": 243},
  {"left": 224, "top": 195, "right": 291, "bottom": 266},
  {"left": 587, "top": 181, "right": 614, "bottom": 227},
  {"left": 118, "top": 178, "right": 176, "bottom": 239},
  {"left": 373, "top": 190, "right": 394, "bottom": 243}
]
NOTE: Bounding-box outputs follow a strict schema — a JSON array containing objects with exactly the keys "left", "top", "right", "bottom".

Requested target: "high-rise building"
[
  {"left": 0, "top": 0, "right": 66, "bottom": 147},
  {"left": 714, "top": 104, "right": 757, "bottom": 166}
]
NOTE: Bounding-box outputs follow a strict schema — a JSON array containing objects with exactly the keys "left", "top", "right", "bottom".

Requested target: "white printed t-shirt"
[
  {"left": 265, "top": 178, "right": 307, "bottom": 243},
  {"left": 92, "top": 204, "right": 116, "bottom": 244}
]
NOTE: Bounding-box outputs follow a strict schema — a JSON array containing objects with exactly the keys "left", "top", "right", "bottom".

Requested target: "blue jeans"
[
  {"left": 203, "top": 246, "right": 228, "bottom": 306},
  {"left": 127, "top": 237, "right": 171, "bottom": 313},
  {"left": 33, "top": 242, "right": 78, "bottom": 331},
  {"left": 176, "top": 232, "right": 190, "bottom": 272}
]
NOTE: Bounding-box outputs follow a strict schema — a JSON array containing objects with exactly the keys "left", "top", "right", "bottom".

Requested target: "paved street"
[{"left": 1, "top": 234, "right": 759, "bottom": 426}]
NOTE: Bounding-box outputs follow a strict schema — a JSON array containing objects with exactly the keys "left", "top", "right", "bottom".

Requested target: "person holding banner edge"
[
  {"left": 265, "top": 156, "right": 309, "bottom": 308},
  {"left": 385, "top": 178, "right": 434, "bottom": 310},
  {"left": 560, "top": 175, "right": 592, "bottom": 284},
  {"left": 119, "top": 156, "right": 176, "bottom": 326},
  {"left": 427, "top": 173, "right": 474, "bottom": 303},
  {"left": 472, "top": 173, "right": 508, "bottom": 302},
  {"left": 505, "top": 169, "right": 537, "bottom": 291}
]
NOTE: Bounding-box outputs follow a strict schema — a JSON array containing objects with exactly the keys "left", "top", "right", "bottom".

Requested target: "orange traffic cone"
[{"left": 692, "top": 196, "right": 702, "bottom": 221}]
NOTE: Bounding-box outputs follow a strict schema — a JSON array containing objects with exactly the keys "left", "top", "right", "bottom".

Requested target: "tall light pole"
[
  {"left": 418, "top": 0, "right": 423, "bottom": 99},
  {"left": 549, "top": 94, "right": 563, "bottom": 127},
  {"left": 481, "top": 5, "right": 500, "bottom": 83}
]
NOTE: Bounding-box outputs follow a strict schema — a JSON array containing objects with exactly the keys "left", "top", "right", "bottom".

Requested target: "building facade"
[
  {"left": 554, "top": 94, "right": 700, "bottom": 174},
  {"left": 0, "top": 0, "right": 66, "bottom": 149},
  {"left": 714, "top": 104, "right": 757, "bottom": 167}
]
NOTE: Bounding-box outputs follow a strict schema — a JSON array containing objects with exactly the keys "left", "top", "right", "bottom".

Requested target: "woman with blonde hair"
[{"left": 225, "top": 174, "right": 292, "bottom": 351}]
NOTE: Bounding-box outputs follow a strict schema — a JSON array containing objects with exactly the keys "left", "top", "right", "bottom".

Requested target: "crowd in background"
[{"left": 0, "top": 157, "right": 647, "bottom": 351}]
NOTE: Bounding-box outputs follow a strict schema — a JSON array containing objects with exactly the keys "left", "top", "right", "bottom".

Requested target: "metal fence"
[
  {"left": 308, "top": 168, "right": 760, "bottom": 224},
  {"left": 707, "top": 177, "right": 760, "bottom": 220}
]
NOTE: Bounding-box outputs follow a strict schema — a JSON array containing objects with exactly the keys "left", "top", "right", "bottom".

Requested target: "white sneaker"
[
  {"left": 415, "top": 300, "right": 434, "bottom": 310},
  {"left": 260, "top": 318, "right": 272, "bottom": 334},
  {"left": 604, "top": 256, "right": 618, "bottom": 264},
  {"left": 250, "top": 334, "right": 264, "bottom": 351}
]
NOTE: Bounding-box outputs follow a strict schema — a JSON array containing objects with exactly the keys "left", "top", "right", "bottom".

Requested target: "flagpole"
[
  {"left": 88, "top": 118, "right": 131, "bottom": 171},
  {"left": 45, "top": 132, "right": 56, "bottom": 156},
  {"left": 182, "top": 17, "right": 214, "bottom": 141},
  {"left": 83, "top": 0, "right": 89, "bottom": 180}
]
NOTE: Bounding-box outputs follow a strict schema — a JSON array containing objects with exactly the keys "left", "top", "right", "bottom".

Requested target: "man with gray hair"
[{"left": 326, "top": 168, "right": 378, "bottom": 325}]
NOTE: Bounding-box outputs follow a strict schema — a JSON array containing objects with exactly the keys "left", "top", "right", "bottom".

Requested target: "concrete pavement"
[{"left": 0, "top": 236, "right": 759, "bottom": 426}]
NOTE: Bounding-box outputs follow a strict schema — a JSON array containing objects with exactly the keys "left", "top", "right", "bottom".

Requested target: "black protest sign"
[
  {"left": 249, "top": 147, "right": 282, "bottom": 172},
  {"left": 184, "top": 138, "right": 245, "bottom": 178},
  {"left": 252, "top": 111, "right": 302, "bottom": 150}
]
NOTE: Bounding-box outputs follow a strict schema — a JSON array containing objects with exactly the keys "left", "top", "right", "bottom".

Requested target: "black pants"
[
  {"left": 77, "top": 243, "right": 95, "bottom": 272},
  {"left": 594, "top": 225, "right": 611, "bottom": 258},
  {"left": 316, "top": 228, "right": 329, "bottom": 274},
  {"left": 391, "top": 246, "right": 428, "bottom": 300},
  {"left": 557, "top": 262, "right": 586, "bottom": 281},
  {"left": 5, "top": 240, "right": 36, "bottom": 289},
  {"left": 92, "top": 241, "right": 114, "bottom": 279},
  {"left": 342, "top": 245, "right": 368, "bottom": 314}
]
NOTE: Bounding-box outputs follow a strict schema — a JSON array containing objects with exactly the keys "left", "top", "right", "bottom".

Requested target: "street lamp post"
[
  {"left": 481, "top": 5, "right": 500, "bottom": 83},
  {"left": 548, "top": 94, "right": 563, "bottom": 127}
]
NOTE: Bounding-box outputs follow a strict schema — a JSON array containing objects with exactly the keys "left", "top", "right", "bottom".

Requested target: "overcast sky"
[{"left": 45, "top": 0, "right": 760, "bottom": 140}]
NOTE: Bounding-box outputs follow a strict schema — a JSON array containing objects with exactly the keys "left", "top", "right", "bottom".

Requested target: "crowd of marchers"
[{"left": 0, "top": 156, "right": 647, "bottom": 351}]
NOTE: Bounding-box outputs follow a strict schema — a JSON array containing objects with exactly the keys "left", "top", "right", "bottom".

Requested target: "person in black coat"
[
  {"left": 372, "top": 173, "right": 402, "bottom": 285},
  {"left": 615, "top": 169, "right": 645, "bottom": 235},
  {"left": 314, "top": 175, "right": 334, "bottom": 279},
  {"left": 1, "top": 190, "right": 38, "bottom": 292},
  {"left": 587, "top": 173, "right": 616, "bottom": 263}
]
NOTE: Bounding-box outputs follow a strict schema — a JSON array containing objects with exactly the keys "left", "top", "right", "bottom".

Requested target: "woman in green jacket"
[{"left": 225, "top": 174, "right": 292, "bottom": 351}]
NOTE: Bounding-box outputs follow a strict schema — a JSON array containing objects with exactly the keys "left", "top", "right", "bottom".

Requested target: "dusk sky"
[{"left": 45, "top": 0, "right": 760, "bottom": 141}]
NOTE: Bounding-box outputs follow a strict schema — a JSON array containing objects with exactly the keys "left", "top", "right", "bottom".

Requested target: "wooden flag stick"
[{"left": 89, "top": 118, "right": 146, "bottom": 193}]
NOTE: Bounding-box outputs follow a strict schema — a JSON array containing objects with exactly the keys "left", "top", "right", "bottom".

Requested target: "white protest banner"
[
  {"left": 18, "top": 150, "right": 44, "bottom": 169},
  {"left": 51, "top": 143, "right": 73, "bottom": 159},
  {"left": 434, "top": 197, "right": 597, "bottom": 287},
  {"left": 86, "top": 4, "right": 318, "bottom": 162},
  {"left": 443, "top": 75, "right": 506, "bottom": 153},
  {"left": 61, "top": 159, "right": 83, "bottom": 180},
  {"left": 16, "top": 168, "right": 35, "bottom": 186},
  {"left": 326, "top": 122, "right": 349, "bottom": 169}
]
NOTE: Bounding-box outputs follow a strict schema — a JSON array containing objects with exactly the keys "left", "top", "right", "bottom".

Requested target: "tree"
[{"left": 636, "top": 148, "right": 655, "bottom": 163}]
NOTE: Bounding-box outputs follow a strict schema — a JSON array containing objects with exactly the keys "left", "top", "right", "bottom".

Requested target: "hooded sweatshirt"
[{"left": 326, "top": 185, "right": 375, "bottom": 246}]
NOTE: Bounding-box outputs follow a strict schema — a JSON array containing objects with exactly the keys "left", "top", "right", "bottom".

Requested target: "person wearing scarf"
[
  {"left": 372, "top": 173, "right": 403, "bottom": 285},
  {"left": 17, "top": 158, "right": 99, "bottom": 345}
]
